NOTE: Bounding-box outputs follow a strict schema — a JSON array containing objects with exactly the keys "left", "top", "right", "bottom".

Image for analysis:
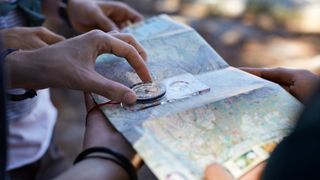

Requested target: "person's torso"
[
  {"left": 0, "top": 0, "right": 57, "bottom": 170},
  {"left": 0, "top": 0, "right": 44, "bottom": 28},
  {"left": 0, "top": 0, "right": 27, "bottom": 29}
]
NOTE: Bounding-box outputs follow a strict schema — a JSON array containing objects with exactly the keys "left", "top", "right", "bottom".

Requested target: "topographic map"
[{"left": 93, "top": 15, "right": 302, "bottom": 179}]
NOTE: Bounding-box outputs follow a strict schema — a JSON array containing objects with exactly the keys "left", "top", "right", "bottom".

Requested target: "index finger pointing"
[
  {"left": 99, "top": 34, "right": 152, "bottom": 82},
  {"left": 110, "top": 32, "right": 147, "bottom": 60}
]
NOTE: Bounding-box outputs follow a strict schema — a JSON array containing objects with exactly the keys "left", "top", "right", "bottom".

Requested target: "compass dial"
[{"left": 131, "top": 82, "right": 166, "bottom": 103}]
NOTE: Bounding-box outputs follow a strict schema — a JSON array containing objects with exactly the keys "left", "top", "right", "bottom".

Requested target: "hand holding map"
[
  {"left": 240, "top": 67, "right": 320, "bottom": 103},
  {"left": 6, "top": 30, "right": 151, "bottom": 104}
]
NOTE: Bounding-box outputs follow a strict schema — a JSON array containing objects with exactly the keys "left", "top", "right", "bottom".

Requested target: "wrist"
[
  {"left": 85, "top": 119, "right": 135, "bottom": 158},
  {"left": 75, "top": 158, "right": 130, "bottom": 180},
  {"left": 5, "top": 51, "right": 27, "bottom": 88},
  {"left": 5, "top": 51, "right": 42, "bottom": 89},
  {"left": 74, "top": 147, "right": 137, "bottom": 180}
]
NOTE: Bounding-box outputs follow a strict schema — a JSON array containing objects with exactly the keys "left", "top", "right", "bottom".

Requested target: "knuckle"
[
  {"left": 108, "top": 32, "right": 120, "bottom": 37},
  {"left": 126, "top": 44, "right": 136, "bottom": 54},
  {"left": 124, "top": 33, "right": 135, "bottom": 40},
  {"left": 123, "top": 3, "right": 131, "bottom": 9},
  {"left": 108, "top": 30, "right": 119, "bottom": 35},
  {"left": 34, "top": 27, "right": 47, "bottom": 35},
  {"left": 114, "top": 1, "right": 127, "bottom": 7},
  {"left": 88, "top": 29, "right": 104, "bottom": 37},
  {"left": 275, "top": 67, "right": 285, "bottom": 72},
  {"left": 38, "top": 27, "right": 47, "bottom": 32},
  {"left": 124, "top": 45, "right": 140, "bottom": 60},
  {"left": 87, "top": 30, "right": 105, "bottom": 43},
  {"left": 120, "top": 33, "right": 135, "bottom": 42}
]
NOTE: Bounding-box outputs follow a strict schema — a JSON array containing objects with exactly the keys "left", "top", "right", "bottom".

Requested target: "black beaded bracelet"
[
  {"left": 82, "top": 155, "right": 124, "bottom": 169},
  {"left": 0, "top": 49, "right": 37, "bottom": 101},
  {"left": 8, "top": 89, "right": 37, "bottom": 101},
  {"left": 74, "top": 147, "right": 137, "bottom": 180}
]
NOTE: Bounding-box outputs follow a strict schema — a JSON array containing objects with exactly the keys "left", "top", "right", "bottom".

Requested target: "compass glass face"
[
  {"left": 124, "top": 73, "right": 210, "bottom": 111},
  {"left": 131, "top": 82, "right": 166, "bottom": 102}
]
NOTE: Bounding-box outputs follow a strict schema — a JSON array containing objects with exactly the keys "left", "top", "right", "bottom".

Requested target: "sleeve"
[
  {"left": 0, "top": 38, "right": 9, "bottom": 178},
  {"left": 262, "top": 87, "right": 320, "bottom": 180}
]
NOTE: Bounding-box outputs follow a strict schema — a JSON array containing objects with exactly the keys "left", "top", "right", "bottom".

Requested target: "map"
[{"left": 93, "top": 15, "right": 302, "bottom": 179}]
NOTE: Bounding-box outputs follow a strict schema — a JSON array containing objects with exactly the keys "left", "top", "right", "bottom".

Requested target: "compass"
[{"left": 131, "top": 82, "right": 166, "bottom": 103}]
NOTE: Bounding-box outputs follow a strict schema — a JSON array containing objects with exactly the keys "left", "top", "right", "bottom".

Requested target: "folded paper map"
[{"left": 93, "top": 15, "right": 302, "bottom": 179}]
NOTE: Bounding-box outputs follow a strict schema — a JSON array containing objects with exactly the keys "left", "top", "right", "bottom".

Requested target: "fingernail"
[{"left": 122, "top": 91, "right": 136, "bottom": 104}]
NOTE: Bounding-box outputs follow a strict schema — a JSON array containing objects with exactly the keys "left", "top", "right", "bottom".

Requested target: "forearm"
[
  {"left": 84, "top": 117, "right": 138, "bottom": 164},
  {"left": 4, "top": 51, "right": 44, "bottom": 89},
  {"left": 84, "top": 95, "right": 145, "bottom": 166},
  {"left": 55, "top": 158, "right": 129, "bottom": 180}
]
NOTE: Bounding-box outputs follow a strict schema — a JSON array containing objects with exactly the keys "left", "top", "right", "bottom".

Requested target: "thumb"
[
  {"left": 95, "top": 11, "right": 119, "bottom": 32},
  {"left": 239, "top": 67, "right": 263, "bottom": 77},
  {"left": 205, "top": 164, "right": 233, "bottom": 180},
  {"left": 86, "top": 71, "right": 136, "bottom": 104}
]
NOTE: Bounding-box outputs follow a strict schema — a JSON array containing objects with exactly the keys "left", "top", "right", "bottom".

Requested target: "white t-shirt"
[
  {"left": 0, "top": 0, "right": 58, "bottom": 170},
  {"left": 7, "top": 89, "right": 57, "bottom": 170}
]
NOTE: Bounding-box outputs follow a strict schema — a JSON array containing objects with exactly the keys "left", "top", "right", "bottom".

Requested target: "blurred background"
[{"left": 48, "top": 0, "right": 320, "bottom": 178}]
